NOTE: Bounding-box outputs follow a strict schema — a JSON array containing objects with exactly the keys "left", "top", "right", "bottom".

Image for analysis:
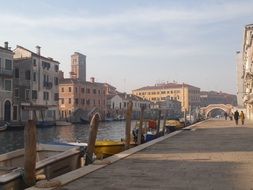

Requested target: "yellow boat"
[
  {"left": 165, "top": 119, "right": 184, "bottom": 132},
  {"left": 95, "top": 140, "right": 136, "bottom": 159}
]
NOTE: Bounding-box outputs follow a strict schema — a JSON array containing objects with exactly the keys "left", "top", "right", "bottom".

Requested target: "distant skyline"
[{"left": 1, "top": 0, "right": 253, "bottom": 94}]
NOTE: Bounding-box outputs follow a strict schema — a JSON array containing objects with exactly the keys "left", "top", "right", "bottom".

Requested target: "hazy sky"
[{"left": 1, "top": 0, "right": 253, "bottom": 94}]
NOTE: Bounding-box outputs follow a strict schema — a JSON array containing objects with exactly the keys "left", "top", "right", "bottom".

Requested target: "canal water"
[{"left": 0, "top": 121, "right": 138, "bottom": 154}]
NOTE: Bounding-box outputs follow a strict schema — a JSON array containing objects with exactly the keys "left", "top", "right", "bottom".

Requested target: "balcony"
[
  {"left": 0, "top": 68, "right": 13, "bottom": 77},
  {"left": 43, "top": 81, "right": 53, "bottom": 89}
]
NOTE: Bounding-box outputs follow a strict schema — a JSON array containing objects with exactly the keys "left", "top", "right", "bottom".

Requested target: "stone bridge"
[{"left": 200, "top": 104, "right": 234, "bottom": 118}]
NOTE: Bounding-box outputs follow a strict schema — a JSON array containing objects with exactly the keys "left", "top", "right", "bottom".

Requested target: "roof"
[
  {"left": 0, "top": 46, "right": 13, "bottom": 53},
  {"left": 133, "top": 83, "right": 200, "bottom": 91},
  {"left": 15, "top": 45, "right": 60, "bottom": 64},
  {"left": 109, "top": 93, "right": 149, "bottom": 102}
]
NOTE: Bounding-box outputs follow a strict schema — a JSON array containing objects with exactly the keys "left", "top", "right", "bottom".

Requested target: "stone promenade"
[{"left": 30, "top": 119, "right": 253, "bottom": 190}]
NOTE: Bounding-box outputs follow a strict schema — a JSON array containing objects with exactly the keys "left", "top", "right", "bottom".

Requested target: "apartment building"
[
  {"left": 59, "top": 52, "right": 110, "bottom": 122},
  {"left": 59, "top": 77, "right": 107, "bottom": 122},
  {"left": 0, "top": 42, "right": 14, "bottom": 122},
  {"left": 13, "top": 45, "right": 60, "bottom": 122},
  {"left": 241, "top": 24, "right": 253, "bottom": 119},
  {"left": 132, "top": 82, "right": 200, "bottom": 112}
]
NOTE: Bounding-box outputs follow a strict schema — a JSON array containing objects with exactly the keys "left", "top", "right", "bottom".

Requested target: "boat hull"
[
  {"left": 0, "top": 144, "right": 83, "bottom": 190},
  {"left": 95, "top": 140, "right": 136, "bottom": 159}
]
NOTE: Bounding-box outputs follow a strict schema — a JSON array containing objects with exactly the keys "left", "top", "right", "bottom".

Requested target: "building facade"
[
  {"left": 59, "top": 53, "right": 110, "bottom": 122},
  {"left": 200, "top": 91, "right": 237, "bottom": 107},
  {"left": 0, "top": 42, "right": 14, "bottom": 122},
  {"left": 236, "top": 51, "right": 244, "bottom": 107},
  {"left": 107, "top": 93, "right": 150, "bottom": 119},
  {"left": 59, "top": 78, "right": 107, "bottom": 122},
  {"left": 132, "top": 82, "right": 200, "bottom": 112},
  {"left": 241, "top": 24, "right": 253, "bottom": 120},
  {"left": 13, "top": 45, "right": 60, "bottom": 122},
  {"left": 158, "top": 98, "right": 182, "bottom": 117}
]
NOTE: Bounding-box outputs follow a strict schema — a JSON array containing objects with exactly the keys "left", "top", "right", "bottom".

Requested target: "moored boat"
[
  {"left": 0, "top": 121, "right": 8, "bottom": 132},
  {"left": 94, "top": 140, "right": 136, "bottom": 159},
  {"left": 165, "top": 118, "right": 184, "bottom": 133},
  {"left": 0, "top": 144, "right": 84, "bottom": 190}
]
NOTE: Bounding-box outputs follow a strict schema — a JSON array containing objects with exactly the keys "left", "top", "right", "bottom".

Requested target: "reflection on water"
[{"left": 0, "top": 121, "right": 138, "bottom": 154}]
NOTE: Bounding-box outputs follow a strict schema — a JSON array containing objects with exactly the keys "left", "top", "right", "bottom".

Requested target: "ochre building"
[{"left": 132, "top": 83, "right": 200, "bottom": 112}]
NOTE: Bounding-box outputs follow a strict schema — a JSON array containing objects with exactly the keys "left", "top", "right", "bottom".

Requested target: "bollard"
[
  {"left": 85, "top": 113, "right": 100, "bottom": 166},
  {"left": 125, "top": 101, "right": 133, "bottom": 150},
  {"left": 23, "top": 120, "right": 37, "bottom": 187}
]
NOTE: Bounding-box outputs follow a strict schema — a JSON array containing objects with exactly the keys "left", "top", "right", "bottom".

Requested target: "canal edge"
[{"left": 26, "top": 120, "right": 207, "bottom": 190}]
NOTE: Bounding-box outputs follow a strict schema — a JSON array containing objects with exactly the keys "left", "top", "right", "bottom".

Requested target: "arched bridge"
[{"left": 200, "top": 104, "right": 234, "bottom": 118}]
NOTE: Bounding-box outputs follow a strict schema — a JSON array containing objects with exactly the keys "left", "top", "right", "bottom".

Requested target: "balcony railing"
[
  {"left": 0, "top": 68, "right": 13, "bottom": 77},
  {"left": 43, "top": 81, "right": 53, "bottom": 89}
]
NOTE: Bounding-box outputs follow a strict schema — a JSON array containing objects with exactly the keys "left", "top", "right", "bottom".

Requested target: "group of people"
[
  {"left": 225, "top": 110, "right": 245, "bottom": 125},
  {"left": 233, "top": 110, "right": 245, "bottom": 125}
]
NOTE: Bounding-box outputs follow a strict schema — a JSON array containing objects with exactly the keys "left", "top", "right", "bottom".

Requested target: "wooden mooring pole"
[
  {"left": 156, "top": 109, "right": 161, "bottom": 137},
  {"left": 24, "top": 120, "right": 37, "bottom": 187},
  {"left": 137, "top": 106, "right": 145, "bottom": 145},
  {"left": 125, "top": 101, "right": 133, "bottom": 150},
  {"left": 85, "top": 113, "right": 100, "bottom": 166},
  {"left": 162, "top": 110, "right": 168, "bottom": 135}
]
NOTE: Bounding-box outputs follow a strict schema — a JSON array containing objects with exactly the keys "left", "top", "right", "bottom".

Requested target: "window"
[
  {"left": 33, "top": 59, "right": 37, "bottom": 66},
  {"left": 93, "top": 100, "right": 96, "bottom": 105},
  {"left": 86, "top": 99, "right": 90, "bottom": 105},
  {"left": 42, "top": 61, "right": 50, "bottom": 70},
  {"left": 75, "top": 98, "right": 79, "bottom": 105},
  {"left": 69, "top": 98, "right": 71, "bottom": 104},
  {"left": 81, "top": 88, "right": 84, "bottom": 93},
  {"left": 15, "top": 68, "right": 19, "bottom": 78},
  {"left": 61, "top": 98, "right": 64, "bottom": 104},
  {"left": 25, "top": 70, "right": 31, "bottom": 80},
  {"left": 54, "top": 77, "right": 58, "bottom": 85},
  {"left": 61, "top": 87, "right": 64, "bottom": 92},
  {"left": 43, "top": 91, "right": 49, "bottom": 100},
  {"left": 33, "top": 72, "right": 36, "bottom": 82},
  {"left": 32, "top": 90, "right": 37, "bottom": 99},
  {"left": 54, "top": 65, "right": 59, "bottom": 72},
  {"left": 69, "top": 87, "right": 72, "bottom": 92},
  {"left": 75, "top": 87, "right": 78, "bottom": 93},
  {"left": 13, "top": 106, "right": 18, "bottom": 120},
  {"left": 25, "top": 89, "right": 30, "bottom": 100},
  {"left": 4, "top": 80, "right": 11, "bottom": 91},
  {"left": 5, "top": 59, "right": 12, "bottom": 70},
  {"left": 93, "top": 89, "right": 96, "bottom": 94},
  {"left": 86, "top": 88, "right": 90, "bottom": 94},
  {"left": 14, "top": 88, "right": 19, "bottom": 97},
  {"left": 54, "top": 93, "right": 59, "bottom": 101}
]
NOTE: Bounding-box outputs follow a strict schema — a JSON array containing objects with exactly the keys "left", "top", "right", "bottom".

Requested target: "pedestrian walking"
[
  {"left": 240, "top": 111, "right": 245, "bottom": 125},
  {"left": 234, "top": 110, "right": 239, "bottom": 125},
  {"left": 224, "top": 112, "right": 228, "bottom": 120}
]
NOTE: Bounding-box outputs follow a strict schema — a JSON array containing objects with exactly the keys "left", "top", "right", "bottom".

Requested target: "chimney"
[
  {"left": 4, "top": 42, "right": 8, "bottom": 49},
  {"left": 90, "top": 77, "right": 95, "bottom": 83},
  {"left": 36, "top": 46, "right": 41, "bottom": 55}
]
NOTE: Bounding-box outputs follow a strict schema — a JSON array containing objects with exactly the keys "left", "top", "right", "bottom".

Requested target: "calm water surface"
[{"left": 0, "top": 121, "right": 138, "bottom": 154}]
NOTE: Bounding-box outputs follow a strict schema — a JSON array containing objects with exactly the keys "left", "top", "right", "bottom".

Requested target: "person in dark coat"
[{"left": 234, "top": 110, "right": 239, "bottom": 125}]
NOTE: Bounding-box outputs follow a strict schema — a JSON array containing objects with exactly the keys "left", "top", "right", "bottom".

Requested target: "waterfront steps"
[{"left": 28, "top": 119, "right": 253, "bottom": 190}]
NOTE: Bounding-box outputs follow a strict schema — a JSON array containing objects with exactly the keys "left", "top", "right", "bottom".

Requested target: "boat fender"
[
  {"left": 35, "top": 179, "right": 61, "bottom": 188},
  {"left": 36, "top": 174, "right": 46, "bottom": 181}
]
